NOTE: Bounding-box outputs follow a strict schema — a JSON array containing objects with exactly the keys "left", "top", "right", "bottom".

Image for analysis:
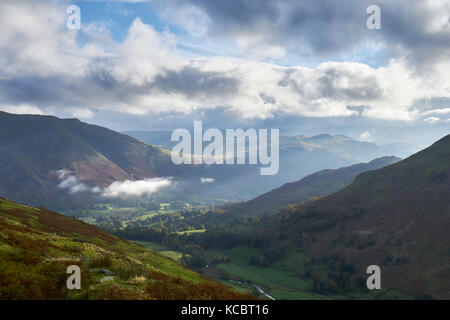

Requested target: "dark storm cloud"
[
  {"left": 164, "top": 0, "right": 369, "bottom": 55},
  {"left": 315, "top": 68, "right": 383, "bottom": 100},
  {"left": 277, "top": 66, "right": 383, "bottom": 101},
  {"left": 84, "top": 60, "right": 240, "bottom": 99},
  {"left": 163, "top": 0, "right": 449, "bottom": 63},
  {"left": 0, "top": 64, "right": 240, "bottom": 111},
  {"left": 0, "top": 77, "right": 58, "bottom": 105},
  {"left": 152, "top": 67, "right": 239, "bottom": 98},
  {"left": 377, "top": 1, "right": 450, "bottom": 67}
]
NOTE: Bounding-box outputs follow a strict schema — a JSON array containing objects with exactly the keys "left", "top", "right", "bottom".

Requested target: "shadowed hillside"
[
  {"left": 0, "top": 112, "right": 186, "bottom": 208},
  {"left": 265, "top": 134, "right": 450, "bottom": 298},
  {"left": 225, "top": 156, "right": 401, "bottom": 218}
]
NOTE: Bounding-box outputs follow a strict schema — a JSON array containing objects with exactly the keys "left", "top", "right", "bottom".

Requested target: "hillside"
[
  {"left": 225, "top": 156, "right": 401, "bottom": 218},
  {"left": 265, "top": 134, "right": 450, "bottom": 298},
  {"left": 0, "top": 112, "right": 184, "bottom": 208},
  {"left": 0, "top": 197, "right": 252, "bottom": 300}
]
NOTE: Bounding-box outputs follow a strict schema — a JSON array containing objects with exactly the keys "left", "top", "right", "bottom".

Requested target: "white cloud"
[
  {"left": 72, "top": 108, "right": 95, "bottom": 119},
  {"left": 200, "top": 177, "right": 215, "bottom": 184},
  {"left": 56, "top": 169, "right": 172, "bottom": 197},
  {"left": 112, "top": 18, "right": 183, "bottom": 85},
  {"left": 0, "top": 1, "right": 86, "bottom": 77},
  {"left": 422, "top": 108, "right": 450, "bottom": 115},
  {"left": 56, "top": 169, "right": 95, "bottom": 194},
  {"left": 0, "top": 104, "right": 44, "bottom": 115},
  {"left": 360, "top": 131, "right": 371, "bottom": 140},
  {"left": 424, "top": 116, "right": 440, "bottom": 124},
  {"left": 102, "top": 177, "right": 172, "bottom": 197}
]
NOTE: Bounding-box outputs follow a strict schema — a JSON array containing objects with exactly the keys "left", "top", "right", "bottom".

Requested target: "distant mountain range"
[
  {"left": 0, "top": 112, "right": 406, "bottom": 209},
  {"left": 125, "top": 129, "right": 405, "bottom": 200},
  {"left": 263, "top": 134, "right": 450, "bottom": 298},
  {"left": 124, "top": 130, "right": 398, "bottom": 163},
  {"left": 225, "top": 156, "right": 401, "bottom": 218}
]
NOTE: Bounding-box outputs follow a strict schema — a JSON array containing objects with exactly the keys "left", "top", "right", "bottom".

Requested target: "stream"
[{"left": 229, "top": 280, "right": 276, "bottom": 300}]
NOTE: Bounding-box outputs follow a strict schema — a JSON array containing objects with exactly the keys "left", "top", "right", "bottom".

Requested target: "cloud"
[
  {"left": 0, "top": 104, "right": 43, "bottom": 115},
  {"left": 200, "top": 177, "right": 215, "bottom": 184},
  {"left": 158, "top": 0, "right": 450, "bottom": 66},
  {"left": 424, "top": 116, "right": 440, "bottom": 124},
  {"left": 56, "top": 169, "right": 98, "bottom": 194},
  {"left": 102, "top": 178, "right": 172, "bottom": 197},
  {"left": 0, "top": 1, "right": 448, "bottom": 127},
  {"left": 56, "top": 169, "right": 172, "bottom": 197},
  {"left": 72, "top": 108, "right": 95, "bottom": 119},
  {"left": 422, "top": 108, "right": 450, "bottom": 116},
  {"left": 360, "top": 131, "right": 371, "bottom": 140}
]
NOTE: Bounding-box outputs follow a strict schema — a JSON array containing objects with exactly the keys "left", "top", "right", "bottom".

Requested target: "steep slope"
[
  {"left": 225, "top": 156, "right": 401, "bottom": 218},
  {"left": 266, "top": 134, "right": 450, "bottom": 298},
  {"left": 0, "top": 112, "right": 182, "bottom": 208},
  {"left": 0, "top": 197, "right": 252, "bottom": 300}
]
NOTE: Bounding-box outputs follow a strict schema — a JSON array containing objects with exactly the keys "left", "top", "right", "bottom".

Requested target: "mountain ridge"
[
  {"left": 264, "top": 134, "right": 450, "bottom": 298},
  {"left": 224, "top": 156, "right": 401, "bottom": 218},
  {"left": 0, "top": 112, "right": 182, "bottom": 208}
]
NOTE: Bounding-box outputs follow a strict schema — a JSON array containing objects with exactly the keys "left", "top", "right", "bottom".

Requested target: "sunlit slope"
[{"left": 0, "top": 198, "right": 252, "bottom": 299}]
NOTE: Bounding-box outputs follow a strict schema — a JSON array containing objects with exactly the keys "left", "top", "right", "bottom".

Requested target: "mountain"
[
  {"left": 0, "top": 112, "right": 406, "bottom": 209},
  {"left": 0, "top": 112, "right": 186, "bottom": 208},
  {"left": 279, "top": 134, "right": 391, "bottom": 163},
  {"left": 265, "top": 134, "right": 450, "bottom": 298},
  {"left": 0, "top": 197, "right": 252, "bottom": 300},
  {"left": 122, "top": 130, "right": 173, "bottom": 148},
  {"left": 125, "top": 130, "right": 393, "bottom": 163},
  {"left": 125, "top": 130, "right": 400, "bottom": 200},
  {"left": 225, "top": 156, "right": 401, "bottom": 218}
]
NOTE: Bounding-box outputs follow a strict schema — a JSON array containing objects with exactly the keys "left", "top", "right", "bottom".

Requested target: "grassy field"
[
  {"left": 206, "top": 246, "right": 414, "bottom": 300},
  {"left": 133, "top": 240, "right": 185, "bottom": 263},
  {"left": 206, "top": 246, "right": 327, "bottom": 300},
  {"left": 68, "top": 202, "right": 185, "bottom": 230}
]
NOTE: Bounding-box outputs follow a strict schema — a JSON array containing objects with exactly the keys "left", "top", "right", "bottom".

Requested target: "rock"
[
  {"left": 99, "top": 269, "right": 113, "bottom": 275},
  {"left": 73, "top": 238, "right": 88, "bottom": 243},
  {"left": 100, "top": 276, "right": 114, "bottom": 283}
]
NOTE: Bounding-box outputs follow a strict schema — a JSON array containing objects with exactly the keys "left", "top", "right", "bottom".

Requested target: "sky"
[{"left": 0, "top": 0, "right": 449, "bottom": 149}]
